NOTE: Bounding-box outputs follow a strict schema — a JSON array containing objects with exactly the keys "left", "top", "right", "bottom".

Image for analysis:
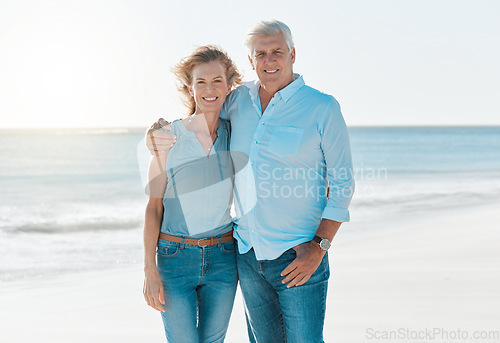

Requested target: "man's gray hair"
[{"left": 244, "top": 20, "right": 294, "bottom": 54}]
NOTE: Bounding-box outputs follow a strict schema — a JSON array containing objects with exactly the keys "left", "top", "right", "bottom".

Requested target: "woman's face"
[{"left": 189, "top": 61, "right": 231, "bottom": 115}]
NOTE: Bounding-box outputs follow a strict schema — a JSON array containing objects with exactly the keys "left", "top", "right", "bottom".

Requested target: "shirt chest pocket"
[{"left": 268, "top": 126, "right": 304, "bottom": 158}]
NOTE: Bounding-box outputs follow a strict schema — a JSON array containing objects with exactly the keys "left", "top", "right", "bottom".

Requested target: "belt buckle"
[{"left": 197, "top": 239, "right": 208, "bottom": 247}]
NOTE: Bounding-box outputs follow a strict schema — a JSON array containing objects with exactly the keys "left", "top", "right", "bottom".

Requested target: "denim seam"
[
  {"left": 320, "top": 255, "right": 327, "bottom": 342},
  {"left": 199, "top": 247, "right": 210, "bottom": 284},
  {"left": 321, "top": 281, "right": 326, "bottom": 341},
  {"left": 200, "top": 247, "right": 206, "bottom": 283},
  {"left": 205, "top": 247, "right": 211, "bottom": 276},
  {"left": 280, "top": 311, "right": 287, "bottom": 343},
  {"left": 257, "top": 261, "right": 266, "bottom": 279},
  {"left": 323, "top": 254, "right": 327, "bottom": 279}
]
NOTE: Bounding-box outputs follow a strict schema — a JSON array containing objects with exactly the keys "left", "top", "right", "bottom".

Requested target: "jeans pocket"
[
  {"left": 221, "top": 240, "right": 236, "bottom": 253},
  {"left": 157, "top": 239, "right": 180, "bottom": 258},
  {"left": 281, "top": 247, "right": 297, "bottom": 259}
]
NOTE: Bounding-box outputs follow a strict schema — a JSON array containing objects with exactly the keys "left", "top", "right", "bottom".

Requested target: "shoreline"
[
  {"left": 1, "top": 204, "right": 499, "bottom": 342},
  {"left": 2, "top": 200, "right": 498, "bottom": 284}
]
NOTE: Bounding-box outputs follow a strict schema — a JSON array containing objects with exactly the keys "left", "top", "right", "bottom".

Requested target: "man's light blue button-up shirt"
[{"left": 221, "top": 74, "right": 354, "bottom": 260}]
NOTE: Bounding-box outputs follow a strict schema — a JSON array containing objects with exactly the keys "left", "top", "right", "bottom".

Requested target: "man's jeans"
[
  {"left": 237, "top": 246, "right": 330, "bottom": 343},
  {"left": 157, "top": 238, "right": 238, "bottom": 343}
]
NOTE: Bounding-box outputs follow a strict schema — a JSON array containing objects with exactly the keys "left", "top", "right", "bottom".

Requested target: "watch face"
[{"left": 319, "top": 239, "right": 331, "bottom": 250}]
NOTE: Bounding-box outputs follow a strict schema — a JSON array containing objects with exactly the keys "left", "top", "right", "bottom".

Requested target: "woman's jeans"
[
  {"left": 157, "top": 238, "right": 238, "bottom": 343},
  {"left": 237, "top": 247, "right": 330, "bottom": 343}
]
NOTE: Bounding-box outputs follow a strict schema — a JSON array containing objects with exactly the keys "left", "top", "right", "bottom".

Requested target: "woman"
[{"left": 143, "top": 45, "right": 242, "bottom": 342}]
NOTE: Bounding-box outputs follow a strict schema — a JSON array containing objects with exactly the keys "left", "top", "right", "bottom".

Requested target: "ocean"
[{"left": 1, "top": 126, "right": 499, "bottom": 281}]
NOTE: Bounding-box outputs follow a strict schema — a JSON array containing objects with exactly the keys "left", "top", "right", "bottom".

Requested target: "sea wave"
[
  {"left": 0, "top": 201, "right": 145, "bottom": 235},
  {"left": 8, "top": 218, "right": 142, "bottom": 234},
  {"left": 350, "top": 188, "right": 500, "bottom": 217}
]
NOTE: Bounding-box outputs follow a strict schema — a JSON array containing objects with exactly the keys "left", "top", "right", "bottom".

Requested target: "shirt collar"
[
  {"left": 279, "top": 73, "right": 305, "bottom": 102},
  {"left": 244, "top": 73, "right": 305, "bottom": 104}
]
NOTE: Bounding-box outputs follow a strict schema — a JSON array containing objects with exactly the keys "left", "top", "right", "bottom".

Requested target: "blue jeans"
[
  {"left": 157, "top": 238, "right": 238, "bottom": 343},
  {"left": 236, "top": 247, "right": 330, "bottom": 343}
]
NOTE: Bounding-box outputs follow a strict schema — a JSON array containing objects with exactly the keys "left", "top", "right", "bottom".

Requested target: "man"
[{"left": 147, "top": 20, "right": 354, "bottom": 343}]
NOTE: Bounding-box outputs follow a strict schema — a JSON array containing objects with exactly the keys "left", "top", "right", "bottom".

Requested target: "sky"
[{"left": 0, "top": 0, "right": 499, "bottom": 128}]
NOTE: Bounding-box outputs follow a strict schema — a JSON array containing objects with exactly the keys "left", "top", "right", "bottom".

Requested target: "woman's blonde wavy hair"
[{"left": 172, "top": 45, "right": 242, "bottom": 115}]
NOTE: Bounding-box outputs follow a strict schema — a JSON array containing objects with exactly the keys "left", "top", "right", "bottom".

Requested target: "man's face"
[{"left": 248, "top": 33, "right": 295, "bottom": 94}]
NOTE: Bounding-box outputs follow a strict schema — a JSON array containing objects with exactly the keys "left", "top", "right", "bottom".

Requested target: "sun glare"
[
  {"left": 14, "top": 41, "right": 97, "bottom": 128},
  {"left": 26, "top": 42, "right": 93, "bottom": 94},
  {"left": 0, "top": 3, "right": 108, "bottom": 128}
]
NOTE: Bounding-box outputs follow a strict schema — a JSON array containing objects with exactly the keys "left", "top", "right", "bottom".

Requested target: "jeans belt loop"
[
  {"left": 180, "top": 237, "right": 185, "bottom": 249},
  {"left": 218, "top": 235, "right": 222, "bottom": 247}
]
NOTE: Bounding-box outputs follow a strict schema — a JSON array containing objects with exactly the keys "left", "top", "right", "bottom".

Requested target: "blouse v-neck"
[{"left": 179, "top": 118, "right": 223, "bottom": 157}]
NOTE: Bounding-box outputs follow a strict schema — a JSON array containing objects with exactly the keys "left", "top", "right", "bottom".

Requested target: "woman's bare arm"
[{"left": 143, "top": 153, "right": 168, "bottom": 312}]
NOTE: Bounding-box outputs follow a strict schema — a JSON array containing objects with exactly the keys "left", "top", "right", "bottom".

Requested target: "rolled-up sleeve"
[{"left": 319, "top": 97, "right": 355, "bottom": 222}]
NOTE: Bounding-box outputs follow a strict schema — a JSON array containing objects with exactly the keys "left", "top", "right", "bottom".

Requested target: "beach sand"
[{"left": 1, "top": 204, "right": 499, "bottom": 342}]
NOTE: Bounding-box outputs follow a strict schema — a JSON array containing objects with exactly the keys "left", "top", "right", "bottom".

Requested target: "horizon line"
[{"left": 2, "top": 124, "right": 500, "bottom": 130}]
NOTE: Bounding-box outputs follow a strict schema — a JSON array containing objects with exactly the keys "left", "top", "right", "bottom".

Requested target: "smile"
[
  {"left": 264, "top": 69, "right": 278, "bottom": 74},
  {"left": 203, "top": 97, "right": 218, "bottom": 101}
]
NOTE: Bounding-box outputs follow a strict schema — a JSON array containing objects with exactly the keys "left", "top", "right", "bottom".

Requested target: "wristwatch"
[{"left": 312, "top": 235, "right": 331, "bottom": 251}]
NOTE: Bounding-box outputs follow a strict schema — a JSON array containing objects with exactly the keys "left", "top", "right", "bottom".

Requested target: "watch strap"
[{"left": 312, "top": 235, "right": 323, "bottom": 244}]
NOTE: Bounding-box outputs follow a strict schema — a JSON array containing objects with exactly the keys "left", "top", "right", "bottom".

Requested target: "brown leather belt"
[{"left": 159, "top": 230, "right": 233, "bottom": 247}]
